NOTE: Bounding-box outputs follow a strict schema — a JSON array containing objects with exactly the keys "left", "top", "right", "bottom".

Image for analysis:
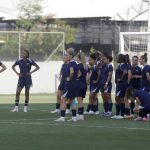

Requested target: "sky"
[{"left": 0, "top": 0, "right": 148, "bottom": 20}]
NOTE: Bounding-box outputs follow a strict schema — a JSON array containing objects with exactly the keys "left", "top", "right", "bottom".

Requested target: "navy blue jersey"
[
  {"left": 141, "top": 65, "right": 150, "bottom": 86},
  {"left": 14, "top": 58, "right": 36, "bottom": 75},
  {"left": 131, "top": 66, "right": 142, "bottom": 89},
  {"left": 66, "top": 60, "right": 78, "bottom": 82},
  {"left": 60, "top": 63, "right": 68, "bottom": 82},
  {"left": 101, "top": 63, "right": 113, "bottom": 85},
  {"left": 134, "top": 90, "right": 150, "bottom": 108},
  {"left": 77, "top": 63, "right": 87, "bottom": 83},
  {"left": 90, "top": 65, "right": 99, "bottom": 85},
  {"left": 115, "top": 63, "right": 128, "bottom": 82}
]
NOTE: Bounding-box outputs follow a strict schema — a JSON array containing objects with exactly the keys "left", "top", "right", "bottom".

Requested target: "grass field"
[{"left": 0, "top": 94, "right": 150, "bottom": 150}]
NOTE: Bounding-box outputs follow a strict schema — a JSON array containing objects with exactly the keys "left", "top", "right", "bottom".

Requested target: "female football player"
[{"left": 11, "top": 49, "right": 40, "bottom": 112}]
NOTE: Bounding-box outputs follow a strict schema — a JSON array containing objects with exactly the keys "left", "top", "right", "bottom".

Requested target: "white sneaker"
[
  {"left": 116, "top": 115, "right": 124, "bottom": 119},
  {"left": 106, "top": 111, "right": 112, "bottom": 117},
  {"left": 76, "top": 115, "right": 84, "bottom": 121},
  {"left": 65, "top": 109, "right": 70, "bottom": 114},
  {"left": 51, "top": 109, "right": 60, "bottom": 114},
  {"left": 24, "top": 106, "right": 28, "bottom": 112},
  {"left": 10, "top": 106, "right": 18, "bottom": 112},
  {"left": 84, "top": 111, "right": 89, "bottom": 115},
  {"left": 89, "top": 110, "right": 95, "bottom": 115},
  {"left": 95, "top": 111, "right": 100, "bottom": 115},
  {"left": 54, "top": 117, "right": 65, "bottom": 122},
  {"left": 111, "top": 115, "right": 118, "bottom": 119},
  {"left": 68, "top": 117, "right": 77, "bottom": 122}
]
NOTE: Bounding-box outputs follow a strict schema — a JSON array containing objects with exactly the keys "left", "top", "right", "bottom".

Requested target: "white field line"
[{"left": 0, "top": 120, "right": 150, "bottom": 131}]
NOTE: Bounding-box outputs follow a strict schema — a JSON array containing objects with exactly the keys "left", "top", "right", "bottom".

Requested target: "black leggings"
[{"left": 139, "top": 108, "right": 150, "bottom": 118}]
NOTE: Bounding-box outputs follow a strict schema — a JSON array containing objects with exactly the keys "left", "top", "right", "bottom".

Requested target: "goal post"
[{"left": 120, "top": 32, "right": 150, "bottom": 63}]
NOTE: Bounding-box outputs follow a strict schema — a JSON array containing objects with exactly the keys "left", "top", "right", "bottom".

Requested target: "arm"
[
  {"left": 66, "top": 67, "right": 74, "bottom": 81},
  {"left": 28, "top": 63, "right": 40, "bottom": 75},
  {"left": 0, "top": 63, "right": 7, "bottom": 73},
  {"left": 146, "top": 72, "right": 150, "bottom": 84},
  {"left": 12, "top": 63, "right": 20, "bottom": 76}
]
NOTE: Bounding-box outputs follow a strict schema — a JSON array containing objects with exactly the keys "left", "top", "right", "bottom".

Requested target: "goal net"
[{"left": 120, "top": 32, "right": 150, "bottom": 64}]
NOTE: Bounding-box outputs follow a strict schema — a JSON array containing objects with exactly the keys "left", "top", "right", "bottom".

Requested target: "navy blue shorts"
[
  {"left": 76, "top": 81, "right": 87, "bottom": 98},
  {"left": 101, "top": 83, "right": 112, "bottom": 93},
  {"left": 62, "top": 81, "right": 77, "bottom": 99},
  {"left": 17, "top": 76, "right": 32, "bottom": 88},
  {"left": 90, "top": 84, "right": 99, "bottom": 93},
  {"left": 115, "top": 81, "right": 129, "bottom": 98},
  {"left": 58, "top": 81, "right": 65, "bottom": 91}
]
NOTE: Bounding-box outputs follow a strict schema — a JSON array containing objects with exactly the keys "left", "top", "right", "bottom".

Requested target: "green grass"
[{"left": 0, "top": 94, "right": 150, "bottom": 150}]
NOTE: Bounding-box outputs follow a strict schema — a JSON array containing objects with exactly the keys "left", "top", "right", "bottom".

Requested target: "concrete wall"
[{"left": 0, "top": 61, "right": 63, "bottom": 94}]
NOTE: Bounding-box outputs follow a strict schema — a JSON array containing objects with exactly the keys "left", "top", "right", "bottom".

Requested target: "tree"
[{"left": 16, "top": 0, "right": 43, "bottom": 31}]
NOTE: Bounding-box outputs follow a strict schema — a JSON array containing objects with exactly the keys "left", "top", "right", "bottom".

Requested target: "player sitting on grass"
[{"left": 126, "top": 86, "right": 150, "bottom": 121}]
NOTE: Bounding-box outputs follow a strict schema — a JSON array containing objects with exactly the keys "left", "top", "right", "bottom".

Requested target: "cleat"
[
  {"left": 143, "top": 117, "right": 148, "bottom": 121},
  {"left": 76, "top": 115, "right": 84, "bottom": 121},
  {"left": 106, "top": 112, "right": 112, "bottom": 117},
  {"left": 51, "top": 109, "right": 60, "bottom": 114},
  {"left": 84, "top": 111, "right": 89, "bottom": 115},
  {"left": 124, "top": 115, "right": 134, "bottom": 119},
  {"left": 10, "top": 106, "right": 18, "bottom": 112},
  {"left": 54, "top": 117, "right": 65, "bottom": 122},
  {"left": 88, "top": 110, "right": 95, "bottom": 115},
  {"left": 24, "top": 106, "right": 28, "bottom": 113},
  {"left": 101, "top": 112, "right": 108, "bottom": 116},
  {"left": 95, "top": 111, "right": 100, "bottom": 115},
  {"left": 134, "top": 117, "right": 143, "bottom": 121},
  {"left": 68, "top": 117, "right": 77, "bottom": 122},
  {"left": 111, "top": 115, "right": 123, "bottom": 119},
  {"left": 65, "top": 109, "right": 70, "bottom": 114}
]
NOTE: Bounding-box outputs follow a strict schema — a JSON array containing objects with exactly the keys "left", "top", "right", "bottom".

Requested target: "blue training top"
[
  {"left": 60, "top": 63, "right": 68, "bottom": 82},
  {"left": 14, "top": 58, "right": 36, "bottom": 75},
  {"left": 141, "top": 64, "right": 150, "bottom": 86},
  {"left": 134, "top": 90, "right": 150, "bottom": 108},
  {"left": 101, "top": 63, "right": 113, "bottom": 85}
]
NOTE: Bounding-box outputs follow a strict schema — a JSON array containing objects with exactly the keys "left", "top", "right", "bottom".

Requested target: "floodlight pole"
[{"left": 18, "top": 32, "right": 21, "bottom": 59}]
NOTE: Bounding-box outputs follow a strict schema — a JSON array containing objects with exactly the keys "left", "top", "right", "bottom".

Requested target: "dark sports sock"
[
  {"left": 78, "top": 107, "right": 84, "bottom": 115},
  {"left": 125, "top": 108, "right": 130, "bottom": 115},
  {"left": 25, "top": 100, "right": 29, "bottom": 106},
  {"left": 72, "top": 109, "right": 76, "bottom": 117},
  {"left": 116, "top": 103, "right": 120, "bottom": 116},
  {"left": 61, "top": 110, "right": 65, "bottom": 117},
  {"left": 108, "top": 103, "right": 113, "bottom": 112},
  {"left": 93, "top": 105, "right": 97, "bottom": 112},
  {"left": 130, "top": 102, "right": 135, "bottom": 114},
  {"left": 120, "top": 103, "right": 125, "bottom": 117},
  {"left": 91, "top": 104, "right": 94, "bottom": 111},
  {"left": 97, "top": 98, "right": 99, "bottom": 109},
  {"left": 86, "top": 104, "right": 91, "bottom": 112},
  {"left": 103, "top": 102, "right": 109, "bottom": 112},
  {"left": 56, "top": 103, "right": 60, "bottom": 109},
  {"left": 15, "top": 100, "right": 19, "bottom": 106},
  {"left": 66, "top": 103, "right": 70, "bottom": 110}
]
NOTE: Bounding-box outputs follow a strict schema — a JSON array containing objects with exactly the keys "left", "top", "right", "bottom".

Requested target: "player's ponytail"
[
  {"left": 77, "top": 51, "right": 87, "bottom": 70},
  {"left": 141, "top": 53, "right": 148, "bottom": 63}
]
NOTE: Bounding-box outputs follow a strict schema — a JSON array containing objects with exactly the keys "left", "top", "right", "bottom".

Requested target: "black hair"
[
  {"left": 117, "top": 54, "right": 126, "bottom": 63},
  {"left": 90, "top": 52, "right": 97, "bottom": 61},
  {"left": 140, "top": 53, "right": 148, "bottom": 63},
  {"left": 23, "top": 49, "right": 30, "bottom": 58},
  {"left": 125, "top": 54, "right": 131, "bottom": 65},
  {"left": 126, "top": 86, "right": 136, "bottom": 99},
  {"left": 103, "top": 52, "right": 113, "bottom": 62}
]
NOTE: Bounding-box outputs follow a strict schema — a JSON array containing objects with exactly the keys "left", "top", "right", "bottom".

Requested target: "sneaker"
[
  {"left": 24, "top": 106, "right": 28, "bottom": 113},
  {"left": 68, "top": 117, "right": 77, "bottom": 122},
  {"left": 124, "top": 115, "right": 134, "bottom": 119},
  {"left": 101, "top": 112, "right": 108, "bottom": 116},
  {"left": 143, "top": 117, "right": 148, "bottom": 121},
  {"left": 84, "top": 111, "right": 89, "bottom": 115},
  {"left": 89, "top": 110, "right": 95, "bottom": 115},
  {"left": 10, "top": 106, "right": 18, "bottom": 112},
  {"left": 51, "top": 109, "right": 60, "bottom": 114},
  {"left": 111, "top": 115, "right": 118, "bottom": 119},
  {"left": 95, "top": 111, "right": 100, "bottom": 115},
  {"left": 76, "top": 115, "right": 84, "bottom": 121},
  {"left": 65, "top": 109, "right": 70, "bottom": 114},
  {"left": 54, "top": 117, "right": 65, "bottom": 122},
  {"left": 116, "top": 115, "right": 124, "bottom": 119},
  {"left": 106, "top": 111, "right": 112, "bottom": 117},
  {"left": 134, "top": 117, "right": 143, "bottom": 121}
]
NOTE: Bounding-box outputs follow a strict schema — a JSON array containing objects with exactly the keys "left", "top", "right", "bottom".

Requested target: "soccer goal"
[{"left": 120, "top": 32, "right": 150, "bottom": 64}]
